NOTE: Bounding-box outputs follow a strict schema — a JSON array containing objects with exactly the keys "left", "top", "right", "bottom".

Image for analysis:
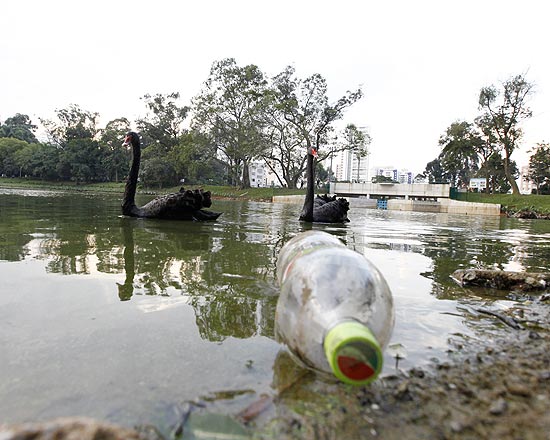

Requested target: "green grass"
[
  {"left": 456, "top": 192, "right": 550, "bottom": 214},
  {"left": 0, "top": 178, "right": 306, "bottom": 200},
  {"left": 3, "top": 178, "right": 548, "bottom": 212}
]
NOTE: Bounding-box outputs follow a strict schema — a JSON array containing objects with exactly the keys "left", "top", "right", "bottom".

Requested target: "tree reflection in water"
[{"left": 116, "top": 216, "right": 280, "bottom": 341}]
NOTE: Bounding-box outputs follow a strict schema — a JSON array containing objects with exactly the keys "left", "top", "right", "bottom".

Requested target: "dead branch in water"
[{"left": 451, "top": 269, "right": 550, "bottom": 292}]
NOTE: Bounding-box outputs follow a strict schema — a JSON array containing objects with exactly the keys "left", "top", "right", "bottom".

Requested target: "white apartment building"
[
  {"left": 333, "top": 149, "right": 370, "bottom": 182},
  {"left": 373, "top": 166, "right": 414, "bottom": 184},
  {"left": 249, "top": 161, "right": 267, "bottom": 187},
  {"left": 249, "top": 160, "right": 281, "bottom": 187},
  {"left": 519, "top": 165, "right": 536, "bottom": 194}
]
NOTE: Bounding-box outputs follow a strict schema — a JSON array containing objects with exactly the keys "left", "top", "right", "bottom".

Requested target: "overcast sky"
[{"left": 2, "top": 0, "right": 549, "bottom": 173}]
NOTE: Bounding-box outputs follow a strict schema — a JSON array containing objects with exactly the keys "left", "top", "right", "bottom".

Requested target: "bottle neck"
[{"left": 323, "top": 320, "right": 383, "bottom": 385}]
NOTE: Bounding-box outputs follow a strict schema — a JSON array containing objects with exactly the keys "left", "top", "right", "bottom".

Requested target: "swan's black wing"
[
  {"left": 314, "top": 194, "right": 337, "bottom": 208},
  {"left": 312, "top": 198, "right": 350, "bottom": 223}
]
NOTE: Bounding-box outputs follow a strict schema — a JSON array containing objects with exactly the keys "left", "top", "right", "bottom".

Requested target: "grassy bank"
[
  {"left": 456, "top": 192, "right": 550, "bottom": 214},
  {"left": 3, "top": 178, "right": 549, "bottom": 213},
  {"left": 0, "top": 178, "right": 305, "bottom": 201}
]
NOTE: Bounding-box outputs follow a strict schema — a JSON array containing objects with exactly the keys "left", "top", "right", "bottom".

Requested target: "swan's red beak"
[
  {"left": 311, "top": 148, "right": 318, "bottom": 158},
  {"left": 122, "top": 135, "right": 131, "bottom": 147}
]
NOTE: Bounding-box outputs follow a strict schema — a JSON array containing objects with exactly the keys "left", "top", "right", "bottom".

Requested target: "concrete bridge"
[{"left": 329, "top": 182, "right": 451, "bottom": 200}]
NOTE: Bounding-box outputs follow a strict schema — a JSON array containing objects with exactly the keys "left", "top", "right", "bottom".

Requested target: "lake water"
[{"left": 1, "top": 189, "right": 549, "bottom": 430}]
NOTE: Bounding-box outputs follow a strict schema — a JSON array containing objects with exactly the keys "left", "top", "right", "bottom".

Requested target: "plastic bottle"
[{"left": 275, "top": 230, "right": 394, "bottom": 385}]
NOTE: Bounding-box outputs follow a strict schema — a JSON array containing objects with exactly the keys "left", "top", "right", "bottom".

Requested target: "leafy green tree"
[
  {"left": 0, "top": 114, "right": 38, "bottom": 143},
  {"left": 171, "top": 130, "right": 225, "bottom": 185},
  {"left": 438, "top": 121, "right": 480, "bottom": 188},
  {"left": 58, "top": 138, "right": 105, "bottom": 183},
  {"left": 136, "top": 92, "right": 189, "bottom": 152},
  {"left": 41, "top": 104, "right": 99, "bottom": 147},
  {"left": 99, "top": 118, "right": 131, "bottom": 182},
  {"left": 474, "top": 114, "right": 500, "bottom": 192},
  {"left": 371, "top": 174, "right": 399, "bottom": 184},
  {"left": 0, "top": 137, "right": 29, "bottom": 176},
  {"left": 482, "top": 152, "right": 518, "bottom": 193},
  {"left": 527, "top": 142, "right": 550, "bottom": 194},
  {"left": 27, "top": 143, "right": 61, "bottom": 179},
  {"left": 424, "top": 158, "right": 447, "bottom": 184},
  {"left": 192, "top": 58, "right": 267, "bottom": 188},
  {"left": 264, "top": 65, "right": 362, "bottom": 188},
  {"left": 139, "top": 156, "right": 177, "bottom": 188},
  {"left": 478, "top": 74, "right": 534, "bottom": 194},
  {"left": 14, "top": 143, "right": 41, "bottom": 177}
]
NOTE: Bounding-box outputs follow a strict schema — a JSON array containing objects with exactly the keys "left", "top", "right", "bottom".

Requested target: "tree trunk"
[
  {"left": 241, "top": 159, "right": 251, "bottom": 188},
  {"left": 504, "top": 149, "right": 520, "bottom": 195}
]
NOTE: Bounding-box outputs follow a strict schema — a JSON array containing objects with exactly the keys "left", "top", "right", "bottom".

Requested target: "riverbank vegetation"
[
  {"left": 0, "top": 178, "right": 305, "bottom": 201},
  {"left": 2, "top": 69, "right": 548, "bottom": 199},
  {"left": 457, "top": 192, "right": 550, "bottom": 215},
  {"left": 424, "top": 74, "right": 550, "bottom": 196},
  {"left": 2, "top": 178, "right": 550, "bottom": 215}
]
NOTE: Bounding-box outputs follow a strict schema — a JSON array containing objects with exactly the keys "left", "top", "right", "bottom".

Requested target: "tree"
[
  {"left": 40, "top": 104, "right": 99, "bottom": 147},
  {"left": 527, "top": 142, "right": 550, "bottom": 194},
  {"left": 99, "top": 118, "right": 131, "bottom": 182},
  {"left": 478, "top": 74, "right": 534, "bottom": 195},
  {"left": 264, "top": 65, "right": 362, "bottom": 188},
  {"left": 171, "top": 130, "right": 225, "bottom": 185},
  {"left": 136, "top": 92, "right": 189, "bottom": 152},
  {"left": 371, "top": 174, "right": 399, "bottom": 184},
  {"left": 0, "top": 137, "right": 29, "bottom": 176},
  {"left": 424, "top": 158, "right": 447, "bottom": 184},
  {"left": 139, "top": 156, "right": 177, "bottom": 188},
  {"left": 26, "top": 144, "right": 62, "bottom": 179},
  {"left": 58, "top": 138, "right": 105, "bottom": 183},
  {"left": 192, "top": 58, "right": 267, "bottom": 188},
  {"left": 474, "top": 114, "right": 499, "bottom": 193},
  {"left": 482, "top": 152, "right": 518, "bottom": 193},
  {"left": 438, "top": 121, "right": 480, "bottom": 188},
  {"left": 0, "top": 114, "right": 38, "bottom": 143}
]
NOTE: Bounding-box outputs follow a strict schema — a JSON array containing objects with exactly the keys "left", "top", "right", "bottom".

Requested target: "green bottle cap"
[{"left": 323, "top": 321, "right": 383, "bottom": 385}]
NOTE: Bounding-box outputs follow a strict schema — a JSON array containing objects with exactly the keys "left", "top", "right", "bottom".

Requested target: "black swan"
[
  {"left": 121, "top": 132, "right": 222, "bottom": 221},
  {"left": 299, "top": 146, "right": 350, "bottom": 223}
]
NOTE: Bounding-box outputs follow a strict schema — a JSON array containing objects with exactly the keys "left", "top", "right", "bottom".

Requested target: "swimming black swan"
[
  {"left": 299, "top": 146, "right": 350, "bottom": 223},
  {"left": 121, "top": 132, "right": 222, "bottom": 221}
]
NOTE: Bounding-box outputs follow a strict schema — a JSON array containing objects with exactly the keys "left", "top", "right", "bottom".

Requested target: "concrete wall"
[
  {"left": 273, "top": 194, "right": 501, "bottom": 216},
  {"left": 330, "top": 182, "right": 451, "bottom": 199},
  {"left": 272, "top": 195, "right": 304, "bottom": 204},
  {"left": 387, "top": 198, "right": 501, "bottom": 216}
]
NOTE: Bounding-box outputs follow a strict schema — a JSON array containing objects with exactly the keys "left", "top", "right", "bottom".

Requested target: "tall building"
[
  {"left": 519, "top": 165, "right": 535, "bottom": 194},
  {"left": 373, "top": 166, "right": 414, "bottom": 184},
  {"left": 249, "top": 161, "right": 267, "bottom": 187},
  {"left": 332, "top": 149, "right": 370, "bottom": 182}
]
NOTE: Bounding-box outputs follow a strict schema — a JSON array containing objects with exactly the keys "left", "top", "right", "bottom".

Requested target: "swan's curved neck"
[
  {"left": 300, "top": 153, "right": 315, "bottom": 222},
  {"left": 122, "top": 141, "right": 140, "bottom": 215}
]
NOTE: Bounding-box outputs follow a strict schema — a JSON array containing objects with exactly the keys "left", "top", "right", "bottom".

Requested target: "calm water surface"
[{"left": 1, "top": 189, "right": 549, "bottom": 428}]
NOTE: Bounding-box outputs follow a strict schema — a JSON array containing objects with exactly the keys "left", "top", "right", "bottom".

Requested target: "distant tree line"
[
  {"left": 0, "top": 58, "right": 366, "bottom": 189},
  {"left": 422, "top": 73, "right": 549, "bottom": 195}
]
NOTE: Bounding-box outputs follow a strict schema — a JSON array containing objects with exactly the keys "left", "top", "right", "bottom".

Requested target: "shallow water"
[{"left": 1, "top": 189, "right": 549, "bottom": 429}]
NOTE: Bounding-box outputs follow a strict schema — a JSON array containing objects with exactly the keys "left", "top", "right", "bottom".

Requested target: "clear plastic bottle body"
[{"left": 275, "top": 231, "right": 394, "bottom": 382}]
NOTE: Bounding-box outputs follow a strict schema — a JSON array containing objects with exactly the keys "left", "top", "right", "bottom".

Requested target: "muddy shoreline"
[{"left": 251, "top": 296, "right": 550, "bottom": 440}]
